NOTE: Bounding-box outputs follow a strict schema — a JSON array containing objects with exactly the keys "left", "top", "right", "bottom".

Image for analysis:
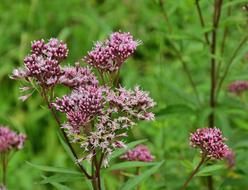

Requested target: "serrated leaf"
[
  {"left": 106, "top": 161, "right": 158, "bottom": 172},
  {"left": 120, "top": 161, "right": 164, "bottom": 190},
  {"left": 26, "top": 162, "right": 81, "bottom": 174},
  {"left": 109, "top": 139, "right": 147, "bottom": 161}
]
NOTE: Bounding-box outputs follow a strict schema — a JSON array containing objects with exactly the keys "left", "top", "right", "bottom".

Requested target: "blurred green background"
[{"left": 0, "top": 0, "right": 248, "bottom": 189}]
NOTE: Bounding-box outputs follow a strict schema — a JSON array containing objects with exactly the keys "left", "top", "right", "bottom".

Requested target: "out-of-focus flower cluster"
[
  {"left": 228, "top": 80, "right": 248, "bottom": 94},
  {"left": 121, "top": 145, "right": 154, "bottom": 162},
  {"left": 0, "top": 185, "right": 6, "bottom": 190},
  {"left": 84, "top": 32, "right": 141, "bottom": 72},
  {"left": 224, "top": 150, "right": 235, "bottom": 168},
  {"left": 190, "top": 127, "right": 229, "bottom": 160},
  {"left": 0, "top": 126, "right": 26, "bottom": 153}
]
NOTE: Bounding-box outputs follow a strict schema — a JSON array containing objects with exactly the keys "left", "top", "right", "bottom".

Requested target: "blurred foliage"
[{"left": 0, "top": 0, "right": 248, "bottom": 189}]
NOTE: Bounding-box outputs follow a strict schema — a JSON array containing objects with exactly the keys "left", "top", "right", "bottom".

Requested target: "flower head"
[
  {"left": 228, "top": 80, "right": 248, "bottom": 94},
  {"left": 53, "top": 86, "right": 104, "bottom": 133},
  {"left": 0, "top": 126, "right": 26, "bottom": 152},
  {"left": 84, "top": 32, "right": 141, "bottom": 72},
  {"left": 121, "top": 145, "right": 154, "bottom": 162},
  {"left": 59, "top": 63, "right": 98, "bottom": 88},
  {"left": 190, "top": 127, "right": 229, "bottom": 159},
  {"left": 106, "top": 86, "right": 156, "bottom": 120},
  {"left": 11, "top": 38, "right": 68, "bottom": 87}
]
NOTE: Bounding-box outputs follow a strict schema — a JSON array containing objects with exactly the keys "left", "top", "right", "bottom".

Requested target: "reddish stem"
[
  {"left": 180, "top": 155, "right": 206, "bottom": 190},
  {"left": 41, "top": 88, "right": 91, "bottom": 179}
]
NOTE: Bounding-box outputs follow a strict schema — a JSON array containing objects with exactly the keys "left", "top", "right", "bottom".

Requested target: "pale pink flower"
[
  {"left": 59, "top": 63, "right": 98, "bottom": 88},
  {"left": 84, "top": 32, "right": 141, "bottom": 72}
]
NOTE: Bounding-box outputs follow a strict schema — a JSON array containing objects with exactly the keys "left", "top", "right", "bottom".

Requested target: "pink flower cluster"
[
  {"left": 0, "top": 126, "right": 26, "bottom": 152},
  {"left": 59, "top": 63, "right": 98, "bottom": 88},
  {"left": 11, "top": 33, "right": 156, "bottom": 165},
  {"left": 121, "top": 145, "right": 154, "bottom": 162},
  {"left": 228, "top": 80, "right": 248, "bottom": 94},
  {"left": 84, "top": 32, "right": 141, "bottom": 72},
  {"left": 11, "top": 38, "right": 68, "bottom": 87},
  {"left": 53, "top": 85, "right": 104, "bottom": 133},
  {"left": 107, "top": 86, "right": 155, "bottom": 121},
  {"left": 190, "top": 127, "right": 229, "bottom": 159},
  {"left": 53, "top": 85, "right": 155, "bottom": 161}
]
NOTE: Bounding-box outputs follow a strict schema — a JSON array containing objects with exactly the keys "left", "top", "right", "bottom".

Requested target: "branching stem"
[{"left": 195, "top": 0, "right": 210, "bottom": 45}]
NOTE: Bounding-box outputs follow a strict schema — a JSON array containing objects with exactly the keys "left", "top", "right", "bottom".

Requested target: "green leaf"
[
  {"left": 161, "top": 80, "right": 198, "bottom": 106},
  {"left": 120, "top": 161, "right": 164, "bottom": 190},
  {"left": 196, "top": 164, "right": 226, "bottom": 177},
  {"left": 106, "top": 161, "right": 158, "bottom": 172},
  {"left": 26, "top": 162, "right": 81, "bottom": 175},
  {"left": 180, "top": 160, "right": 193, "bottom": 171},
  {"left": 156, "top": 104, "right": 195, "bottom": 117},
  {"left": 50, "top": 182, "right": 72, "bottom": 190},
  {"left": 109, "top": 139, "right": 147, "bottom": 161},
  {"left": 40, "top": 174, "right": 83, "bottom": 184}
]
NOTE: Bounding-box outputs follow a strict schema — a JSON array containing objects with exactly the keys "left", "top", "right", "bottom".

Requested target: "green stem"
[
  {"left": 216, "top": 35, "right": 248, "bottom": 100},
  {"left": 136, "top": 167, "right": 141, "bottom": 190}
]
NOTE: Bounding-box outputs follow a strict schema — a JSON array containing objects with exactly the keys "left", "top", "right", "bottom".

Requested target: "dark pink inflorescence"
[
  {"left": 11, "top": 38, "right": 68, "bottom": 86},
  {"left": 190, "top": 127, "right": 229, "bottom": 159},
  {"left": 0, "top": 126, "right": 26, "bottom": 152},
  {"left": 121, "top": 145, "right": 154, "bottom": 162},
  {"left": 228, "top": 80, "right": 248, "bottom": 94},
  {"left": 84, "top": 32, "right": 141, "bottom": 72},
  {"left": 53, "top": 85, "right": 104, "bottom": 133}
]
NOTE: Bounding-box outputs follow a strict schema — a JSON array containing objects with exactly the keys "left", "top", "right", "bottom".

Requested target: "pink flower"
[
  {"left": 190, "top": 127, "right": 229, "bottom": 159},
  {"left": 84, "top": 32, "right": 141, "bottom": 72},
  {"left": 11, "top": 38, "right": 68, "bottom": 87},
  {"left": 121, "top": 145, "right": 154, "bottom": 162},
  {"left": 224, "top": 149, "right": 235, "bottom": 168},
  {"left": 42, "top": 38, "right": 68, "bottom": 60},
  {"left": 53, "top": 86, "right": 104, "bottom": 132},
  {"left": 0, "top": 126, "right": 26, "bottom": 152},
  {"left": 106, "top": 86, "right": 156, "bottom": 121},
  {"left": 59, "top": 63, "right": 98, "bottom": 88},
  {"left": 228, "top": 80, "right": 248, "bottom": 94}
]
